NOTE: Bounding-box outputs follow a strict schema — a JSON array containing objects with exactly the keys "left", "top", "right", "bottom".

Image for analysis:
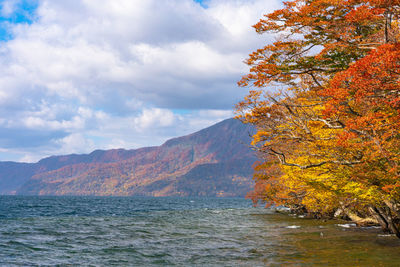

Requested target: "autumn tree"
[
  {"left": 237, "top": 0, "right": 400, "bottom": 236},
  {"left": 322, "top": 43, "right": 400, "bottom": 235}
]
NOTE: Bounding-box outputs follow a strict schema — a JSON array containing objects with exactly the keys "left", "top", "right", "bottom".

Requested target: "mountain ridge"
[{"left": 0, "top": 118, "right": 257, "bottom": 196}]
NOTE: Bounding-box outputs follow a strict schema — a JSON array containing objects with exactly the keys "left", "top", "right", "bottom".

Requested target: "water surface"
[{"left": 1, "top": 196, "right": 399, "bottom": 266}]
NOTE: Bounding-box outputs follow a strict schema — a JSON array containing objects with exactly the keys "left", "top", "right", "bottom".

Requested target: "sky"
[{"left": 0, "top": 0, "right": 281, "bottom": 162}]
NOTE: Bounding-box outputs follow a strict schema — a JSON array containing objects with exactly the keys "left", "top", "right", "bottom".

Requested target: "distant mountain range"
[{"left": 0, "top": 119, "right": 257, "bottom": 197}]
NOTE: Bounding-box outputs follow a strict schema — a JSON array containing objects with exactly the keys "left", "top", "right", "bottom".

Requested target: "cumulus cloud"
[
  {"left": 134, "top": 108, "right": 175, "bottom": 131},
  {"left": 54, "top": 133, "right": 96, "bottom": 155},
  {"left": 1, "top": 0, "right": 18, "bottom": 17},
  {"left": 0, "top": 0, "right": 281, "bottom": 162}
]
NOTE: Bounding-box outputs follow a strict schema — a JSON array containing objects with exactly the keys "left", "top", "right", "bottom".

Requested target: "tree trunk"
[
  {"left": 343, "top": 208, "right": 377, "bottom": 226},
  {"left": 375, "top": 206, "right": 400, "bottom": 238},
  {"left": 369, "top": 206, "right": 389, "bottom": 233}
]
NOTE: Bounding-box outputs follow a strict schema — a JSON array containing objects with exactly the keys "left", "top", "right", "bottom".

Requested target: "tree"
[
  {"left": 237, "top": 0, "right": 400, "bottom": 236},
  {"left": 323, "top": 43, "right": 400, "bottom": 235}
]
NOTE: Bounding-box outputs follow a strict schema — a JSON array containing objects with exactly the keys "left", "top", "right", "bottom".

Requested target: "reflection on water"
[
  {"left": 255, "top": 212, "right": 400, "bottom": 266},
  {"left": 0, "top": 196, "right": 399, "bottom": 266}
]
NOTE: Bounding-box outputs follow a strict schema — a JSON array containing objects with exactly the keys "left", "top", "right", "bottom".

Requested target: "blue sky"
[
  {"left": 0, "top": 0, "right": 281, "bottom": 162},
  {"left": 0, "top": 0, "right": 38, "bottom": 40}
]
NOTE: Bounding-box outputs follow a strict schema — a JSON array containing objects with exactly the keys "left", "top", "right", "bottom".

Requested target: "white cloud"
[
  {"left": 134, "top": 108, "right": 175, "bottom": 131},
  {"left": 0, "top": 0, "right": 282, "bottom": 162},
  {"left": 54, "top": 133, "right": 96, "bottom": 155},
  {"left": 1, "top": 0, "right": 18, "bottom": 17}
]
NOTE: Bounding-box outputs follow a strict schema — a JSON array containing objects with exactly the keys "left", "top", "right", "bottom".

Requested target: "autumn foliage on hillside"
[
  {"left": 237, "top": 0, "right": 400, "bottom": 237},
  {"left": 15, "top": 119, "right": 256, "bottom": 198}
]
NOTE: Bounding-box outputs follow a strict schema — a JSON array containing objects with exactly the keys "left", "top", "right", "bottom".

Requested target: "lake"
[{"left": 1, "top": 196, "right": 399, "bottom": 266}]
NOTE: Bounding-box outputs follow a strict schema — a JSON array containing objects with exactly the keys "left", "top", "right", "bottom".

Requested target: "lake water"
[{"left": 1, "top": 196, "right": 400, "bottom": 266}]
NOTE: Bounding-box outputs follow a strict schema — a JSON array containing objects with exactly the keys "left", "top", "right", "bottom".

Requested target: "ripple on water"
[{"left": 1, "top": 196, "right": 400, "bottom": 266}]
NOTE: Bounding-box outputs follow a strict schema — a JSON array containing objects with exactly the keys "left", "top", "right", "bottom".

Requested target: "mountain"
[
  {"left": 0, "top": 118, "right": 257, "bottom": 197},
  {"left": 0, "top": 147, "right": 152, "bottom": 194}
]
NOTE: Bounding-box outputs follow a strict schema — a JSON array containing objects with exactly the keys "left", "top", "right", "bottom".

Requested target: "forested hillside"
[{"left": 0, "top": 119, "right": 256, "bottom": 197}]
